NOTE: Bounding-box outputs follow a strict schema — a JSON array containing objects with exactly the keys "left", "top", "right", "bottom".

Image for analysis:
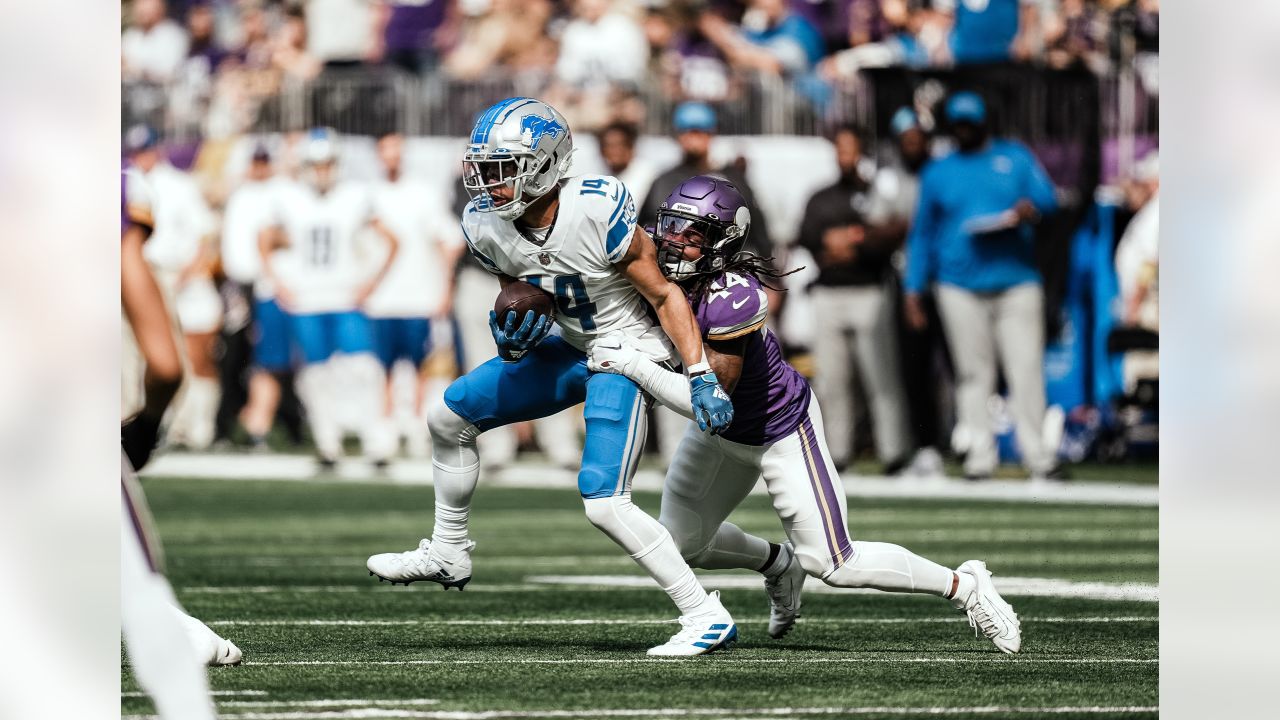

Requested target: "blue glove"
[
  {"left": 490, "top": 308, "right": 552, "bottom": 362},
  {"left": 689, "top": 371, "right": 734, "bottom": 434}
]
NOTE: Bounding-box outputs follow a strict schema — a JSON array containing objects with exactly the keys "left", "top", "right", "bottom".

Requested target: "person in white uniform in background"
[
  {"left": 259, "top": 128, "right": 400, "bottom": 469},
  {"left": 365, "top": 133, "right": 465, "bottom": 459},
  {"left": 222, "top": 143, "right": 294, "bottom": 449},
  {"left": 125, "top": 124, "right": 223, "bottom": 451}
]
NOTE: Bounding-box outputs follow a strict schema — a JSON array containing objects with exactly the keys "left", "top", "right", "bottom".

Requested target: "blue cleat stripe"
[
  {"left": 701, "top": 633, "right": 722, "bottom": 640},
  {"left": 709, "top": 624, "right": 729, "bottom": 630},
  {"left": 692, "top": 642, "right": 712, "bottom": 649}
]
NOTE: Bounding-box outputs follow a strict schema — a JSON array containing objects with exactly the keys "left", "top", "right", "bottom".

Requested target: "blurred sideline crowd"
[
  {"left": 121, "top": 0, "right": 1159, "bottom": 479},
  {"left": 123, "top": 0, "right": 1159, "bottom": 136}
]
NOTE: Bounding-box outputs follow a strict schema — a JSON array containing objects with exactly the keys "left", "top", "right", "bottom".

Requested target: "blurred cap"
[
  {"left": 303, "top": 127, "right": 338, "bottom": 164},
  {"left": 945, "top": 92, "right": 987, "bottom": 125},
  {"left": 123, "top": 124, "right": 161, "bottom": 154},
  {"left": 251, "top": 143, "right": 271, "bottom": 162},
  {"left": 890, "top": 107, "right": 921, "bottom": 136},
  {"left": 673, "top": 101, "right": 717, "bottom": 133}
]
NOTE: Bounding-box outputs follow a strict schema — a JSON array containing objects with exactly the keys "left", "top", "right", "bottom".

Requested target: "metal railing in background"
[{"left": 124, "top": 61, "right": 1155, "bottom": 190}]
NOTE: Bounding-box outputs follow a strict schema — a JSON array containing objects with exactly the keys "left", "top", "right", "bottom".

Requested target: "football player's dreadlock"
[{"left": 682, "top": 251, "right": 804, "bottom": 299}]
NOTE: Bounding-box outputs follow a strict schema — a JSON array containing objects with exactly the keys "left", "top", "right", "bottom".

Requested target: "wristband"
[{"left": 687, "top": 361, "right": 711, "bottom": 377}]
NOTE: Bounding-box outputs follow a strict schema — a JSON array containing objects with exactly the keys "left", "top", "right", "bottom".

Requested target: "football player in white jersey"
[
  {"left": 258, "top": 128, "right": 400, "bottom": 468},
  {"left": 364, "top": 133, "right": 465, "bottom": 458},
  {"left": 367, "top": 98, "right": 738, "bottom": 656}
]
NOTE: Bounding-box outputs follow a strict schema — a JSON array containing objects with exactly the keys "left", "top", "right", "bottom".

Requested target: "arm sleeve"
[
  {"left": 628, "top": 356, "right": 696, "bottom": 420},
  {"left": 903, "top": 169, "right": 938, "bottom": 294}
]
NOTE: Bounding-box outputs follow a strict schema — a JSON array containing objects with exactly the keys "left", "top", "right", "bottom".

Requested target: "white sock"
[
  {"left": 948, "top": 570, "right": 978, "bottom": 608},
  {"left": 296, "top": 362, "right": 341, "bottom": 459},
  {"left": 822, "top": 540, "right": 957, "bottom": 599},
  {"left": 427, "top": 398, "right": 481, "bottom": 549},
  {"left": 583, "top": 494, "right": 710, "bottom": 615}
]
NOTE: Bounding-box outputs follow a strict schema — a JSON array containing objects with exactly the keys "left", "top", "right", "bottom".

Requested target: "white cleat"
[
  {"left": 175, "top": 609, "right": 243, "bottom": 666},
  {"left": 764, "top": 543, "right": 806, "bottom": 639},
  {"left": 647, "top": 591, "right": 738, "bottom": 657},
  {"left": 366, "top": 538, "right": 474, "bottom": 590},
  {"left": 955, "top": 559, "right": 1021, "bottom": 654}
]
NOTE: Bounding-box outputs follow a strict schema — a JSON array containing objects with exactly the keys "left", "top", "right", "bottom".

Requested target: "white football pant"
[{"left": 661, "top": 392, "right": 955, "bottom": 596}]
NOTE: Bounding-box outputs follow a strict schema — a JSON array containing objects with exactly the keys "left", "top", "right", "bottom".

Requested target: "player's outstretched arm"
[
  {"left": 122, "top": 223, "right": 184, "bottom": 468},
  {"left": 614, "top": 226, "right": 734, "bottom": 433},
  {"left": 590, "top": 334, "right": 746, "bottom": 422}
]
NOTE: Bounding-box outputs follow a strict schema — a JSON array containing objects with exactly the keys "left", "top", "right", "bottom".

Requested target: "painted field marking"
[
  {"left": 122, "top": 690, "right": 268, "bottom": 699},
  {"left": 141, "top": 452, "right": 1158, "bottom": 507},
  {"left": 525, "top": 574, "right": 1160, "bottom": 602},
  {"left": 206, "top": 616, "right": 1156, "bottom": 628},
  {"left": 124, "top": 705, "right": 1160, "bottom": 720},
  {"left": 220, "top": 699, "right": 440, "bottom": 708},
  {"left": 179, "top": 575, "right": 1158, "bottom": 602},
  {"left": 248, "top": 657, "right": 1156, "bottom": 667}
]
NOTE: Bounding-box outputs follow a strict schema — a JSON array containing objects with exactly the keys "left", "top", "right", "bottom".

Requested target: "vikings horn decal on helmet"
[
  {"left": 654, "top": 175, "right": 751, "bottom": 281},
  {"left": 463, "top": 98, "right": 575, "bottom": 220}
]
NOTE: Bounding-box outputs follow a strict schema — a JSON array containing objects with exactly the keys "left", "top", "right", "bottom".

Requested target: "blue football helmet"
[{"left": 463, "top": 98, "right": 575, "bottom": 220}]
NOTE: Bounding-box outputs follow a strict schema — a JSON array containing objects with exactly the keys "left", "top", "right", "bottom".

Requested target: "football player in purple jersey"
[{"left": 590, "top": 175, "right": 1023, "bottom": 653}]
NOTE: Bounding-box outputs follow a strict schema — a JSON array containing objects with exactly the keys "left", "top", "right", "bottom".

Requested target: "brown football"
[{"left": 493, "top": 281, "right": 556, "bottom": 326}]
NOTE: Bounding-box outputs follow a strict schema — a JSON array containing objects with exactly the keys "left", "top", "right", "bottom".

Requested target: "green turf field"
[{"left": 122, "top": 477, "right": 1158, "bottom": 719}]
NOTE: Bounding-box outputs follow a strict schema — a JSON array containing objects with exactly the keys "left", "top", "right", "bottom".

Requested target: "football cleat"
[
  {"left": 954, "top": 560, "right": 1021, "bottom": 654},
  {"left": 366, "top": 538, "right": 474, "bottom": 590},
  {"left": 176, "top": 610, "right": 243, "bottom": 666},
  {"left": 647, "top": 591, "right": 737, "bottom": 657},
  {"left": 764, "top": 543, "right": 805, "bottom": 639}
]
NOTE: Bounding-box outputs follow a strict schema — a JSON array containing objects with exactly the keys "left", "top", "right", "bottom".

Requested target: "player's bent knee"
[
  {"left": 428, "top": 394, "right": 478, "bottom": 447},
  {"left": 795, "top": 546, "right": 835, "bottom": 579},
  {"left": 680, "top": 538, "right": 718, "bottom": 568},
  {"left": 577, "top": 465, "right": 617, "bottom": 501}
]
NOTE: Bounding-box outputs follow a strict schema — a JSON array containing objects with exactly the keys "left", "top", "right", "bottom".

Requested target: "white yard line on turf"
[
  {"left": 122, "top": 690, "right": 269, "bottom": 698},
  {"left": 179, "top": 574, "right": 1158, "bottom": 601},
  {"left": 220, "top": 700, "right": 440, "bottom": 708},
  {"left": 141, "top": 453, "right": 1158, "bottom": 507},
  {"left": 525, "top": 574, "right": 1160, "bottom": 602},
  {"left": 249, "top": 658, "right": 1156, "bottom": 667},
  {"left": 123, "top": 707, "right": 1160, "bottom": 720},
  {"left": 206, "top": 616, "right": 1156, "bottom": 627}
]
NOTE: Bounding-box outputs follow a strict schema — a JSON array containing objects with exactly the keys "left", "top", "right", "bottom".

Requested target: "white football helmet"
[{"left": 462, "top": 98, "right": 575, "bottom": 220}]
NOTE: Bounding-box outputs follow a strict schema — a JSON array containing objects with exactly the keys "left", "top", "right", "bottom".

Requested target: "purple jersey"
[{"left": 690, "top": 272, "right": 810, "bottom": 445}]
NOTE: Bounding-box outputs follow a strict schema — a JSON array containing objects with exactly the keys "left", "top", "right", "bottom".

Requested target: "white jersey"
[
  {"left": 269, "top": 179, "right": 376, "bottom": 314},
  {"left": 462, "top": 174, "right": 674, "bottom": 362},
  {"left": 141, "top": 162, "right": 215, "bottom": 274},
  {"left": 364, "top": 178, "right": 464, "bottom": 319},
  {"left": 222, "top": 177, "right": 288, "bottom": 299}
]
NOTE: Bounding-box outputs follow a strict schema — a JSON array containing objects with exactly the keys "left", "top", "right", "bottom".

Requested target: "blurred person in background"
[
  {"left": 697, "top": 0, "right": 825, "bottom": 77},
  {"left": 903, "top": 92, "right": 1060, "bottom": 480},
  {"left": 640, "top": 101, "right": 774, "bottom": 463},
  {"left": 304, "top": 0, "right": 380, "bottom": 68},
  {"left": 597, "top": 121, "right": 657, "bottom": 210},
  {"left": 258, "top": 129, "right": 400, "bottom": 469},
  {"left": 365, "top": 133, "right": 465, "bottom": 460},
  {"left": 548, "top": 0, "right": 649, "bottom": 130},
  {"left": 798, "top": 124, "right": 912, "bottom": 475},
  {"left": 185, "top": 2, "right": 232, "bottom": 75},
  {"left": 641, "top": 102, "right": 771, "bottom": 258},
  {"left": 933, "top": 0, "right": 1043, "bottom": 64},
  {"left": 1113, "top": 150, "right": 1158, "bottom": 392},
  {"left": 375, "top": 0, "right": 455, "bottom": 74},
  {"left": 123, "top": 0, "right": 190, "bottom": 84},
  {"left": 121, "top": 168, "right": 239, "bottom": 720},
  {"left": 444, "top": 0, "right": 556, "bottom": 80},
  {"left": 272, "top": 5, "right": 323, "bottom": 81},
  {"left": 820, "top": 0, "right": 945, "bottom": 77},
  {"left": 868, "top": 107, "right": 948, "bottom": 477},
  {"left": 125, "top": 125, "right": 224, "bottom": 451},
  {"left": 221, "top": 143, "right": 300, "bottom": 451}
]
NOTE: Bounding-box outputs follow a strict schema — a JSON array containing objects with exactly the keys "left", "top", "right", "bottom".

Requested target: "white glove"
[{"left": 588, "top": 332, "right": 643, "bottom": 377}]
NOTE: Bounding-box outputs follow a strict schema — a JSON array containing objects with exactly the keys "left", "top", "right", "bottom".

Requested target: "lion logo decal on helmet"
[{"left": 520, "top": 115, "right": 566, "bottom": 150}]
